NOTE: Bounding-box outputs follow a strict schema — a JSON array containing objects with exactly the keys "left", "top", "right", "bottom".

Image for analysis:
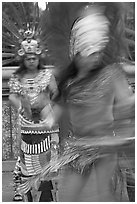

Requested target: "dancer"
[
  {"left": 41, "top": 2, "right": 134, "bottom": 202},
  {"left": 3, "top": 3, "right": 59, "bottom": 201},
  {"left": 9, "top": 52, "right": 59, "bottom": 202}
]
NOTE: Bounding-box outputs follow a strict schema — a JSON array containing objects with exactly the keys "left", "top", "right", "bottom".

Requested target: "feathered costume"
[
  {"left": 3, "top": 2, "right": 59, "bottom": 202},
  {"left": 3, "top": 2, "right": 135, "bottom": 202},
  {"left": 2, "top": 2, "right": 52, "bottom": 66},
  {"left": 39, "top": 2, "right": 134, "bottom": 202}
]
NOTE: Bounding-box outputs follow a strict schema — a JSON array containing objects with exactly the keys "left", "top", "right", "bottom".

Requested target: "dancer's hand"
[
  {"left": 31, "top": 93, "right": 48, "bottom": 110},
  {"left": 21, "top": 96, "right": 32, "bottom": 119}
]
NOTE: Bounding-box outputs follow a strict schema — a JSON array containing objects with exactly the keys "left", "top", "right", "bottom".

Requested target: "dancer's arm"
[
  {"left": 48, "top": 74, "right": 59, "bottom": 101},
  {"left": 113, "top": 70, "right": 135, "bottom": 138},
  {"left": 9, "top": 93, "right": 21, "bottom": 112}
]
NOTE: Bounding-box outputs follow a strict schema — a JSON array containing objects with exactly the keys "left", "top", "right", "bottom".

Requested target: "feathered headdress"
[
  {"left": 2, "top": 2, "right": 48, "bottom": 66},
  {"left": 40, "top": 2, "right": 135, "bottom": 74}
]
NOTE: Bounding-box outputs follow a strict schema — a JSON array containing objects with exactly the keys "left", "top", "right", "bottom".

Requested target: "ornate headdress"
[
  {"left": 40, "top": 2, "right": 134, "bottom": 74},
  {"left": 3, "top": 2, "right": 134, "bottom": 68},
  {"left": 69, "top": 5, "right": 110, "bottom": 59},
  {"left": 2, "top": 2, "right": 47, "bottom": 66},
  {"left": 17, "top": 25, "right": 42, "bottom": 56}
]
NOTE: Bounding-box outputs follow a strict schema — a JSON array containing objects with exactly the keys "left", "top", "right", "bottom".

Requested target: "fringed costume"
[{"left": 35, "top": 2, "right": 134, "bottom": 202}]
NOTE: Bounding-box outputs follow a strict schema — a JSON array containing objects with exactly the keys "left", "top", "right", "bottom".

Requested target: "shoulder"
[
  {"left": 37, "top": 68, "right": 54, "bottom": 87},
  {"left": 8, "top": 73, "right": 22, "bottom": 94},
  {"left": 40, "top": 67, "right": 53, "bottom": 77},
  {"left": 9, "top": 73, "right": 20, "bottom": 84},
  {"left": 40, "top": 67, "right": 57, "bottom": 83},
  {"left": 9, "top": 73, "right": 18, "bottom": 79}
]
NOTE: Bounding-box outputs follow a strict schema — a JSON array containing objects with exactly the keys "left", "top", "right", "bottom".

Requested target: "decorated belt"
[
  {"left": 19, "top": 112, "right": 59, "bottom": 132},
  {"left": 21, "top": 136, "right": 51, "bottom": 155},
  {"left": 21, "top": 127, "right": 59, "bottom": 135}
]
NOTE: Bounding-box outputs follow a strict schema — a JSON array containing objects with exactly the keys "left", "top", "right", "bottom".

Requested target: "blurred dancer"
[
  {"left": 8, "top": 34, "right": 59, "bottom": 201},
  {"left": 41, "top": 2, "right": 134, "bottom": 202}
]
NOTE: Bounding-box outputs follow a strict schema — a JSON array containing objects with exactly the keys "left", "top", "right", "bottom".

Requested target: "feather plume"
[
  {"left": 2, "top": 59, "right": 16, "bottom": 66},
  {"left": 2, "top": 53, "right": 15, "bottom": 57},
  {"left": 32, "top": 2, "right": 39, "bottom": 32},
  {"left": 3, "top": 2, "right": 134, "bottom": 66},
  {"left": 2, "top": 32, "right": 19, "bottom": 45},
  {"left": 41, "top": 2, "right": 134, "bottom": 75},
  {"left": 18, "top": 135, "right": 134, "bottom": 195},
  {"left": 2, "top": 48, "right": 15, "bottom": 53},
  {"left": 40, "top": 2, "right": 88, "bottom": 72},
  {"left": 3, "top": 3, "right": 26, "bottom": 29},
  {"left": 2, "top": 2, "right": 42, "bottom": 66},
  {"left": 2, "top": 12, "right": 23, "bottom": 40}
]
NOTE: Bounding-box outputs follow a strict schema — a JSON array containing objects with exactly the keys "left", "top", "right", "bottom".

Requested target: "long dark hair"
[{"left": 14, "top": 55, "right": 45, "bottom": 78}]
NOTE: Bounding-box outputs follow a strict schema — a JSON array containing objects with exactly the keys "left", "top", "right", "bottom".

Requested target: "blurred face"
[
  {"left": 75, "top": 52, "right": 100, "bottom": 73},
  {"left": 24, "top": 54, "right": 39, "bottom": 71}
]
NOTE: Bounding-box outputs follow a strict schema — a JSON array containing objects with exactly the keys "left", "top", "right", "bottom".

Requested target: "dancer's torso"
[{"left": 65, "top": 64, "right": 123, "bottom": 138}]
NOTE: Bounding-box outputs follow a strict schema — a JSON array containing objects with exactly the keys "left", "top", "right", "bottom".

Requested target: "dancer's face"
[
  {"left": 24, "top": 54, "right": 39, "bottom": 71},
  {"left": 75, "top": 52, "right": 99, "bottom": 73}
]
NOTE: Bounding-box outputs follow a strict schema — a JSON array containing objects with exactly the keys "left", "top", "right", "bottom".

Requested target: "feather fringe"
[
  {"left": 18, "top": 135, "right": 134, "bottom": 195},
  {"left": 2, "top": 2, "right": 41, "bottom": 65}
]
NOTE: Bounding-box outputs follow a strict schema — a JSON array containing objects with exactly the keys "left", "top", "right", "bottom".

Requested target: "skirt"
[{"left": 17, "top": 115, "right": 59, "bottom": 202}]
